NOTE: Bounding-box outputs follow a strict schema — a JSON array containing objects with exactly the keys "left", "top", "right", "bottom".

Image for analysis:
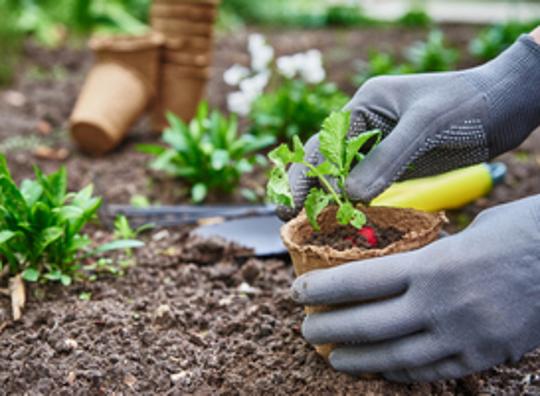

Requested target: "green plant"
[
  {"left": 114, "top": 215, "right": 152, "bottom": 240},
  {"left": 352, "top": 30, "right": 458, "bottom": 86},
  {"left": 353, "top": 51, "right": 413, "bottom": 86},
  {"left": 405, "top": 30, "right": 459, "bottom": 72},
  {"left": 139, "top": 102, "right": 275, "bottom": 203},
  {"left": 220, "top": 0, "right": 324, "bottom": 27},
  {"left": 0, "top": 3, "right": 24, "bottom": 85},
  {"left": 267, "top": 111, "right": 381, "bottom": 230},
  {"left": 325, "top": 5, "right": 374, "bottom": 27},
  {"left": 470, "top": 21, "right": 539, "bottom": 61},
  {"left": 250, "top": 80, "right": 349, "bottom": 142},
  {"left": 0, "top": 155, "right": 143, "bottom": 286},
  {"left": 0, "top": 0, "right": 149, "bottom": 48},
  {"left": 397, "top": 9, "right": 432, "bottom": 27}
]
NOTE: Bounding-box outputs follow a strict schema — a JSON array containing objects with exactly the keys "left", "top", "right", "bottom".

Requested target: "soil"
[
  {"left": 1, "top": 24, "right": 540, "bottom": 394},
  {"left": 307, "top": 222, "right": 403, "bottom": 251}
]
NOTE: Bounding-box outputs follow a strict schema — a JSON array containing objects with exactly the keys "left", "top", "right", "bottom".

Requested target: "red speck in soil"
[
  {"left": 358, "top": 226, "right": 378, "bottom": 247},
  {"left": 344, "top": 235, "right": 356, "bottom": 246}
]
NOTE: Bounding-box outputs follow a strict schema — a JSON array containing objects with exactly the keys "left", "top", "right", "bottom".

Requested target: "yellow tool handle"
[{"left": 372, "top": 163, "right": 504, "bottom": 212}]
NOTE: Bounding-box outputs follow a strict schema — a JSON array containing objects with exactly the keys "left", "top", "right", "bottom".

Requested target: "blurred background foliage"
[{"left": 0, "top": 0, "right": 539, "bottom": 86}]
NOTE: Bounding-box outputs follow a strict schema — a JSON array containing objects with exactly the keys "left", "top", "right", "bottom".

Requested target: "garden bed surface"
[{"left": 1, "top": 25, "right": 540, "bottom": 394}]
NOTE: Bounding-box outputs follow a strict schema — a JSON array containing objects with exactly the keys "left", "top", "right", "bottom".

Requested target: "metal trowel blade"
[{"left": 192, "top": 215, "right": 286, "bottom": 257}]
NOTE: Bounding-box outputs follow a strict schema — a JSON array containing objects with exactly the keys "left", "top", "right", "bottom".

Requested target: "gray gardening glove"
[
  {"left": 278, "top": 34, "right": 540, "bottom": 220},
  {"left": 292, "top": 195, "right": 540, "bottom": 382}
]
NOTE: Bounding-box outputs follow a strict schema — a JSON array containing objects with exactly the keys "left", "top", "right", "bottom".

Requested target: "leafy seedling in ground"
[
  {"left": 114, "top": 215, "right": 153, "bottom": 257},
  {"left": 0, "top": 155, "right": 144, "bottom": 318},
  {"left": 267, "top": 110, "right": 381, "bottom": 237},
  {"left": 138, "top": 101, "right": 274, "bottom": 203}
]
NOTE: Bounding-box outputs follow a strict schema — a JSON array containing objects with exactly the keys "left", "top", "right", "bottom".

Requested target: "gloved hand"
[
  {"left": 278, "top": 35, "right": 540, "bottom": 221},
  {"left": 292, "top": 195, "right": 540, "bottom": 382}
]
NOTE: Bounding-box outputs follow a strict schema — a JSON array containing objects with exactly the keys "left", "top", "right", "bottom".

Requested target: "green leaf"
[
  {"left": 345, "top": 130, "right": 382, "bottom": 171},
  {"left": 79, "top": 291, "right": 92, "bottom": 301},
  {"left": 211, "top": 150, "right": 230, "bottom": 170},
  {"left": 236, "top": 158, "right": 253, "bottom": 174},
  {"left": 239, "top": 134, "right": 275, "bottom": 154},
  {"left": 350, "top": 208, "right": 367, "bottom": 229},
  {"left": 20, "top": 179, "right": 43, "bottom": 206},
  {"left": 47, "top": 167, "right": 68, "bottom": 205},
  {"left": 114, "top": 215, "right": 133, "bottom": 239},
  {"left": 44, "top": 270, "right": 62, "bottom": 281},
  {"left": 56, "top": 205, "right": 84, "bottom": 222},
  {"left": 95, "top": 239, "right": 145, "bottom": 254},
  {"left": 0, "top": 230, "right": 15, "bottom": 245},
  {"left": 337, "top": 202, "right": 366, "bottom": 229},
  {"left": 304, "top": 188, "right": 332, "bottom": 231},
  {"left": 163, "top": 127, "right": 188, "bottom": 152},
  {"left": 60, "top": 274, "right": 72, "bottom": 286},
  {"left": 136, "top": 144, "right": 166, "bottom": 156},
  {"left": 22, "top": 267, "right": 40, "bottom": 282},
  {"left": 0, "top": 176, "right": 28, "bottom": 219},
  {"left": 266, "top": 167, "right": 294, "bottom": 208},
  {"left": 306, "top": 161, "right": 340, "bottom": 177},
  {"left": 32, "top": 202, "right": 52, "bottom": 230},
  {"left": 292, "top": 136, "right": 306, "bottom": 162},
  {"left": 268, "top": 138, "right": 304, "bottom": 167},
  {"left": 130, "top": 194, "right": 150, "bottom": 208},
  {"left": 319, "top": 111, "right": 350, "bottom": 169},
  {"left": 0, "top": 155, "right": 12, "bottom": 180},
  {"left": 35, "top": 227, "right": 63, "bottom": 257},
  {"left": 191, "top": 183, "right": 208, "bottom": 203},
  {"left": 336, "top": 202, "right": 355, "bottom": 225}
]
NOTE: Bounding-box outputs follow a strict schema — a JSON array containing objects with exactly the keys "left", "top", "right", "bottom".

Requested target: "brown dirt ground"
[{"left": 1, "top": 24, "right": 540, "bottom": 395}]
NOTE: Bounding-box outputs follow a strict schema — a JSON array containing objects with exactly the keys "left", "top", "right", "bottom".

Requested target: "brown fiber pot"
[
  {"left": 70, "top": 33, "right": 164, "bottom": 155},
  {"left": 281, "top": 205, "right": 446, "bottom": 359},
  {"left": 151, "top": 63, "right": 211, "bottom": 131},
  {"left": 150, "top": 3, "right": 218, "bottom": 22},
  {"left": 162, "top": 36, "right": 214, "bottom": 52},
  {"left": 163, "top": 50, "right": 212, "bottom": 67},
  {"left": 70, "top": 63, "right": 147, "bottom": 155},
  {"left": 89, "top": 33, "right": 164, "bottom": 97},
  {"left": 151, "top": 18, "right": 215, "bottom": 37}
]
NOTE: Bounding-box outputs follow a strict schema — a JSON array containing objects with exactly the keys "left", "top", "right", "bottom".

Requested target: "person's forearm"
[{"left": 532, "top": 27, "right": 540, "bottom": 44}]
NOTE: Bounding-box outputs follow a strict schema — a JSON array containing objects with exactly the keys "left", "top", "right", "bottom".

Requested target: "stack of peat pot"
[
  {"left": 150, "top": 0, "right": 219, "bottom": 131},
  {"left": 70, "top": 33, "right": 164, "bottom": 155}
]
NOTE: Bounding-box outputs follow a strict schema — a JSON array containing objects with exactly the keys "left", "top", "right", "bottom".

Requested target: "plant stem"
[
  {"left": 304, "top": 162, "right": 343, "bottom": 206},
  {"left": 339, "top": 175, "right": 350, "bottom": 203}
]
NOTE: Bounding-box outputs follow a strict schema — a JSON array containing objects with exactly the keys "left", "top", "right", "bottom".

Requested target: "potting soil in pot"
[{"left": 307, "top": 222, "right": 404, "bottom": 251}]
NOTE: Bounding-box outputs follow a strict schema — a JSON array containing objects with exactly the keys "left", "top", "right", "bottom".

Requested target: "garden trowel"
[{"left": 105, "top": 162, "right": 506, "bottom": 256}]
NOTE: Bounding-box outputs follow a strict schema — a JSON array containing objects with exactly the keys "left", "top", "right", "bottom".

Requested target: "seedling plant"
[
  {"left": 470, "top": 20, "right": 540, "bottom": 61},
  {"left": 139, "top": 102, "right": 274, "bottom": 203},
  {"left": 0, "top": 155, "right": 143, "bottom": 286},
  {"left": 353, "top": 30, "right": 458, "bottom": 85},
  {"left": 267, "top": 111, "right": 381, "bottom": 233},
  {"left": 250, "top": 79, "right": 349, "bottom": 142}
]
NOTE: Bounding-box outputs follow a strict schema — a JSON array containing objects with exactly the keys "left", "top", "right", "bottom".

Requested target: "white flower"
[
  {"left": 248, "top": 33, "right": 274, "bottom": 72},
  {"left": 223, "top": 64, "right": 250, "bottom": 86},
  {"left": 276, "top": 49, "right": 326, "bottom": 83},
  {"left": 276, "top": 55, "right": 298, "bottom": 79},
  {"left": 248, "top": 33, "right": 266, "bottom": 55},
  {"left": 239, "top": 71, "right": 270, "bottom": 98},
  {"left": 304, "top": 49, "right": 323, "bottom": 67},
  {"left": 299, "top": 49, "right": 326, "bottom": 84},
  {"left": 300, "top": 63, "right": 326, "bottom": 84},
  {"left": 227, "top": 91, "right": 253, "bottom": 116}
]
